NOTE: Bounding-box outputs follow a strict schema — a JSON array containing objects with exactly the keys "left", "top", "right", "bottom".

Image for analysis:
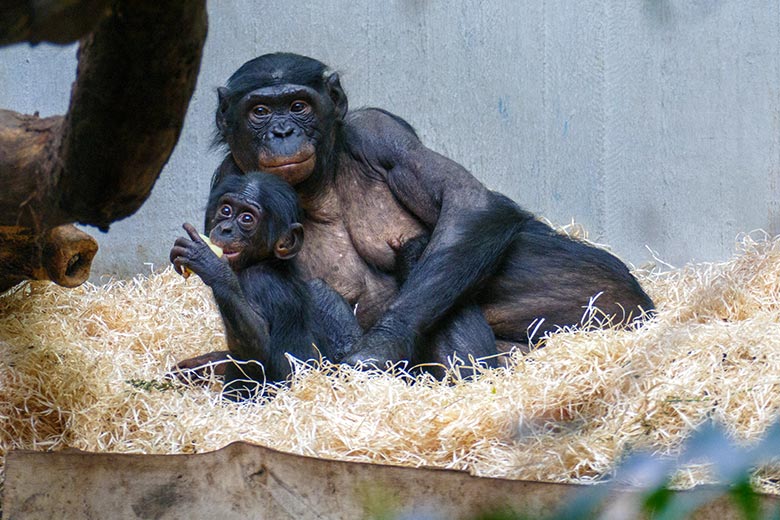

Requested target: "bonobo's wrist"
[{"left": 202, "top": 262, "right": 236, "bottom": 290}]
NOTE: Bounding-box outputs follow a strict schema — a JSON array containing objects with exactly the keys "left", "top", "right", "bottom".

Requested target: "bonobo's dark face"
[
  {"left": 216, "top": 54, "right": 348, "bottom": 188},
  {"left": 209, "top": 192, "right": 268, "bottom": 271},
  {"left": 219, "top": 81, "right": 345, "bottom": 187},
  {"left": 208, "top": 175, "right": 304, "bottom": 271},
  {"left": 229, "top": 85, "right": 320, "bottom": 185}
]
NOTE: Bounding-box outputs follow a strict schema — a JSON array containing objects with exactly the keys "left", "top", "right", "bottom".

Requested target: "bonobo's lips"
[
  {"left": 218, "top": 246, "right": 240, "bottom": 264},
  {"left": 259, "top": 153, "right": 315, "bottom": 174}
]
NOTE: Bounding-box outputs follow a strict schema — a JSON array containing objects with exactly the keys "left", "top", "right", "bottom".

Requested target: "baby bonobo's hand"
[{"left": 170, "top": 223, "right": 228, "bottom": 286}]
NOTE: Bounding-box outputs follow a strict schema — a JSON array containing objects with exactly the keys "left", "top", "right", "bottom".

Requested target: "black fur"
[
  {"left": 172, "top": 172, "right": 360, "bottom": 399},
  {"left": 206, "top": 52, "right": 655, "bottom": 372}
]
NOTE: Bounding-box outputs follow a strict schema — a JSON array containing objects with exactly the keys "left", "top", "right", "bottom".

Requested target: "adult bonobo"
[{"left": 208, "top": 52, "right": 654, "bottom": 365}]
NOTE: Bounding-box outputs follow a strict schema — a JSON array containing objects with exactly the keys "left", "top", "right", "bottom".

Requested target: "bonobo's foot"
[
  {"left": 168, "top": 350, "right": 231, "bottom": 384},
  {"left": 342, "top": 318, "right": 416, "bottom": 368}
]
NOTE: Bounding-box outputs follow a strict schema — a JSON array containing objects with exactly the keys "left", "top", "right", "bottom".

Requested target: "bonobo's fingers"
[
  {"left": 170, "top": 224, "right": 226, "bottom": 282},
  {"left": 170, "top": 229, "right": 197, "bottom": 276},
  {"left": 182, "top": 222, "right": 203, "bottom": 243},
  {"left": 167, "top": 350, "right": 231, "bottom": 384},
  {"left": 170, "top": 242, "right": 190, "bottom": 275}
]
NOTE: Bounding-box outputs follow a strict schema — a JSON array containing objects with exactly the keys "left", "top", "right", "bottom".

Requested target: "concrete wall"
[{"left": 2, "top": 0, "right": 779, "bottom": 280}]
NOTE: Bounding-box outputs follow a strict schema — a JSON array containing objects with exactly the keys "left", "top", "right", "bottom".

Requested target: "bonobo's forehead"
[
  {"left": 219, "top": 188, "right": 262, "bottom": 212},
  {"left": 227, "top": 53, "right": 328, "bottom": 95},
  {"left": 239, "top": 180, "right": 263, "bottom": 204},
  {"left": 240, "top": 85, "right": 323, "bottom": 106}
]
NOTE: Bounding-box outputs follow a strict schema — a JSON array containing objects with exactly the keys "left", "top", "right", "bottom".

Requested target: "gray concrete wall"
[{"left": 2, "top": 0, "right": 779, "bottom": 280}]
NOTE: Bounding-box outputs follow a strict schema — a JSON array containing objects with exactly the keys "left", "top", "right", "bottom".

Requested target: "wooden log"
[
  {"left": 42, "top": 224, "right": 99, "bottom": 288},
  {"left": 0, "top": 1, "right": 111, "bottom": 46},
  {"left": 58, "top": 1, "right": 208, "bottom": 229},
  {"left": 0, "top": 224, "right": 98, "bottom": 293},
  {"left": 0, "top": 0, "right": 207, "bottom": 290}
]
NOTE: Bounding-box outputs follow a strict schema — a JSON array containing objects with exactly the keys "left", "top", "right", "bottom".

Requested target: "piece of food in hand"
[{"left": 182, "top": 234, "right": 224, "bottom": 279}]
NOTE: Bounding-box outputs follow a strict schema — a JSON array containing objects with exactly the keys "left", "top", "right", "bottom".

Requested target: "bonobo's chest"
[
  {"left": 295, "top": 171, "right": 425, "bottom": 328},
  {"left": 297, "top": 216, "right": 395, "bottom": 328},
  {"left": 335, "top": 164, "right": 427, "bottom": 271}
]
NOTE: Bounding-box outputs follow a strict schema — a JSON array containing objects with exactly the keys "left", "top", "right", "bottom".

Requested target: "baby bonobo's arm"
[{"left": 169, "top": 223, "right": 271, "bottom": 381}]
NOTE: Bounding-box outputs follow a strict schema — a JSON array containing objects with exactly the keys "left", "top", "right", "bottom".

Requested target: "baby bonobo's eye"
[
  {"left": 219, "top": 204, "right": 232, "bottom": 218},
  {"left": 238, "top": 213, "right": 255, "bottom": 227}
]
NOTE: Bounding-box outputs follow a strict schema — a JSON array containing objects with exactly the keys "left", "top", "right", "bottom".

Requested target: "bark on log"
[
  {"left": 0, "top": 224, "right": 98, "bottom": 293},
  {"left": 0, "top": 0, "right": 207, "bottom": 291},
  {"left": 59, "top": 1, "right": 208, "bottom": 228},
  {"left": 1, "top": 1, "right": 111, "bottom": 45}
]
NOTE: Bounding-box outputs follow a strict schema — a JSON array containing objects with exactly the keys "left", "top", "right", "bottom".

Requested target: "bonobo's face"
[
  {"left": 209, "top": 192, "right": 267, "bottom": 271},
  {"left": 208, "top": 175, "right": 304, "bottom": 271},
  {"left": 222, "top": 84, "right": 333, "bottom": 186}
]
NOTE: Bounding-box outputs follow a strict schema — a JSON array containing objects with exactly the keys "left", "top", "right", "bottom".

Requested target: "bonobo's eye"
[
  {"left": 238, "top": 213, "right": 256, "bottom": 228},
  {"left": 290, "top": 100, "right": 310, "bottom": 114},
  {"left": 218, "top": 204, "right": 232, "bottom": 218},
  {"left": 249, "top": 105, "right": 271, "bottom": 122}
]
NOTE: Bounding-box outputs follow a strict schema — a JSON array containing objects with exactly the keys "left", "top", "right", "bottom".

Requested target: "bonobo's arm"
[
  {"left": 344, "top": 110, "right": 530, "bottom": 362},
  {"left": 170, "top": 223, "right": 272, "bottom": 363}
]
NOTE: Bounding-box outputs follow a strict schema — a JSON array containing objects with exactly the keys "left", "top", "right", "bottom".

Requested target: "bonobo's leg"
[
  {"left": 391, "top": 235, "right": 499, "bottom": 378},
  {"left": 479, "top": 224, "right": 654, "bottom": 345},
  {"left": 416, "top": 305, "right": 498, "bottom": 379},
  {"left": 307, "top": 278, "right": 362, "bottom": 362},
  {"left": 171, "top": 351, "right": 278, "bottom": 398},
  {"left": 222, "top": 361, "right": 268, "bottom": 401}
]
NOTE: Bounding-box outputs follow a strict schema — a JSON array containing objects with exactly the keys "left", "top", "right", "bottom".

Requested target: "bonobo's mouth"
[
  {"left": 259, "top": 153, "right": 315, "bottom": 175},
  {"left": 216, "top": 245, "right": 240, "bottom": 264}
]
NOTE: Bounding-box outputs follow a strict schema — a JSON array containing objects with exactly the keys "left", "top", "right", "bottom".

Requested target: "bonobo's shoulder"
[{"left": 344, "top": 108, "right": 419, "bottom": 141}]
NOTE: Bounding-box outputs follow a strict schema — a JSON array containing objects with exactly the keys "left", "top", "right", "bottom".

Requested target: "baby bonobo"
[{"left": 170, "top": 172, "right": 360, "bottom": 399}]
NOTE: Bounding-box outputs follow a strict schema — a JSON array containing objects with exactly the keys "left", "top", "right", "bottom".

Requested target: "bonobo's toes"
[{"left": 167, "top": 350, "right": 231, "bottom": 384}]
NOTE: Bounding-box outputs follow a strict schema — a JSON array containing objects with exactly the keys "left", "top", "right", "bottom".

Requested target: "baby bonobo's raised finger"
[{"left": 182, "top": 222, "right": 203, "bottom": 243}]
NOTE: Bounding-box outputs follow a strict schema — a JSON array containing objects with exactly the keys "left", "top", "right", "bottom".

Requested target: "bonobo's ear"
[
  {"left": 326, "top": 72, "right": 348, "bottom": 121},
  {"left": 216, "top": 87, "right": 230, "bottom": 135},
  {"left": 274, "top": 223, "right": 304, "bottom": 260}
]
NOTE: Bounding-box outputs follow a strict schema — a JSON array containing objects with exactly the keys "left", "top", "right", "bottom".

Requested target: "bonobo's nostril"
[{"left": 271, "top": 124, "right": 294, "bottom": 138}]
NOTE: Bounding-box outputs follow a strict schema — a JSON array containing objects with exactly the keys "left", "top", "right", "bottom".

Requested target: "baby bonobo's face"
[{"left": 209, "top": 192, "right": 268, "bottom": 271}]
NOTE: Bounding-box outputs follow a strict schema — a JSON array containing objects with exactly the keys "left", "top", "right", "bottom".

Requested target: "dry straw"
[{"left": 1, "top": 231, "right": 780, "bottom": 493}]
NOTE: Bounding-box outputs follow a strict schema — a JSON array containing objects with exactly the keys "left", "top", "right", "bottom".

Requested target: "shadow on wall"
[{"left": 642, "top": 0, "right": 723, "bottom": 29}]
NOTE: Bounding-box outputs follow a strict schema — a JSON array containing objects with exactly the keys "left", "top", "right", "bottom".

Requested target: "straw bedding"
[{"left": 1, "top": 231, "right": 780, "bottom": 493}]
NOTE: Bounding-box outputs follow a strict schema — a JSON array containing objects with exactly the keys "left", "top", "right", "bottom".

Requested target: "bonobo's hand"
[
  {"left": 342, "top": 314, "right": 416, "bottom": 367},
  {"left": 170, "top": 223, "right": 231, "bottom": 286}
]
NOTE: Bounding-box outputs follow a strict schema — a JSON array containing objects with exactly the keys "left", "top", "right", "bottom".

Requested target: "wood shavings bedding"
[{"left": 0, "top": 232, "right": 779, "bottom": 493}]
